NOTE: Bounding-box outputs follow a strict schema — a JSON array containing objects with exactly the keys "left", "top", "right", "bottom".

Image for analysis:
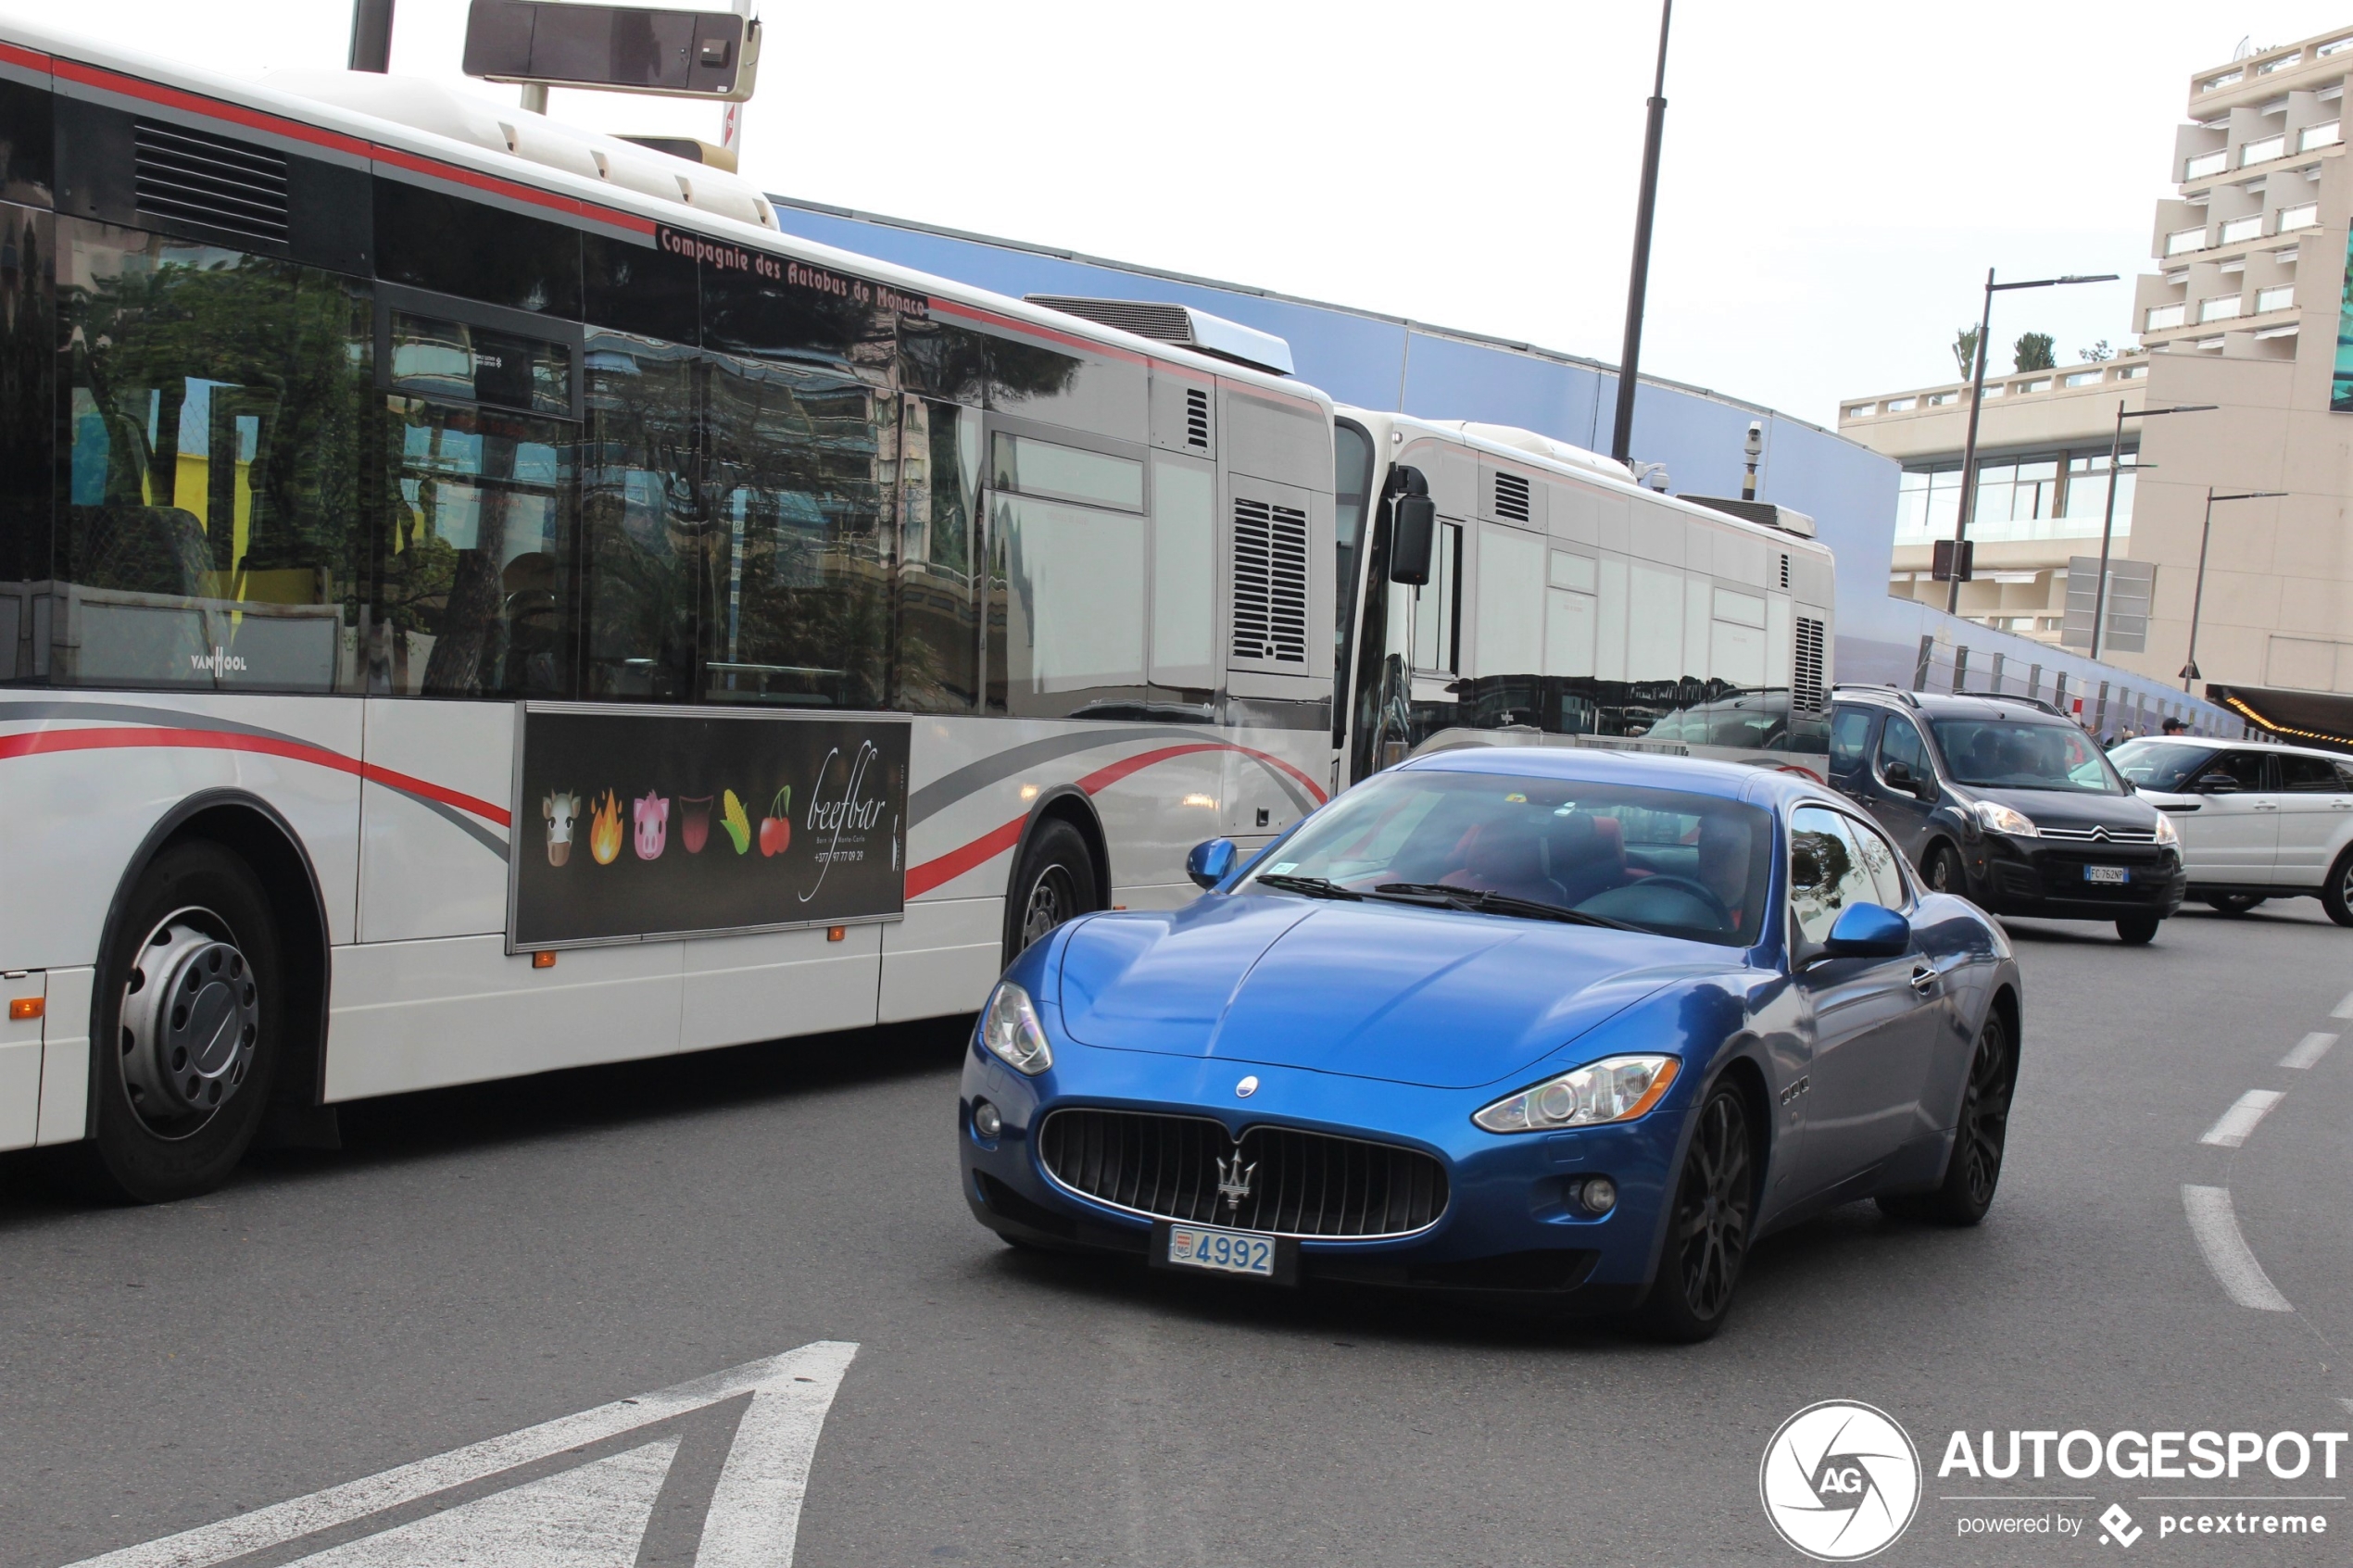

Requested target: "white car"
[{"left": 2109, "top": 737, "right": 2353, "bottom": 925}]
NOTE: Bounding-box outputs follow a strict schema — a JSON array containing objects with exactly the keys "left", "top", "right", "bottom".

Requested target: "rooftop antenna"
[{"left": 2231, "top": 34, "right": 2254, "bottom": 60}]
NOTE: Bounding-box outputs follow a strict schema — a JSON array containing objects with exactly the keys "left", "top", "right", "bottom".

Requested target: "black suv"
[{"left": 1826, "top": 687, "right": 2185, "bottom": 943}]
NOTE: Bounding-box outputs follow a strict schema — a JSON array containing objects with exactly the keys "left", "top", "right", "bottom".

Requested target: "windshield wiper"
[
  {"left": 1252, "top": 872, "right": 1362, "bottom": 901},
  {"left": 1369, "top": 882, "right": 1641, "bottom": 931}
]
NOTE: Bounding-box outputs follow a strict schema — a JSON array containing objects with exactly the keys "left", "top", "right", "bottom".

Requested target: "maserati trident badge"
[
  {"left": 1216, "top": 1151, "right": 1257, "bottom": 1216},
  {"left": 1235, "top": 1074, "right": 1259, "bottom": 1098}
]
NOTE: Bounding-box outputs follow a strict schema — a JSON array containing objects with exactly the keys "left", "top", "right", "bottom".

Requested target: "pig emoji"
[
  {"left": 633, "top": 792, "right": 670, "bottom": 860},
  {"left": 543, "top": 791, "right": 580, "bottom": 867}
]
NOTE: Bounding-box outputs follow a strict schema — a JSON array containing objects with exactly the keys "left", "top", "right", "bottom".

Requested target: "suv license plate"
[
  {"left": 1155, "top": 1221, "right": 1293, "bottom": 1283},
  {"left": 2085, "top": 865, "right": 2130, "bottom": 884}
]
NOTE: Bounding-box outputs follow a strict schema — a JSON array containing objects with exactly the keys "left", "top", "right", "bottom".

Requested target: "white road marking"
[
  {"left": 285, "top": 1440, "right": 677, "bottom": 1568},
  {"left": 2334, "top": 990, "right": 2353, "bottom": 1021},
  {"left": 64, "top": 1341, "right": 859, "bottom": 1568},
  {"left": 2284, "top": 1033, "right": 2338, "bottom": 1071},
  {"left": 2199, "top": 1089, "right": 2284, "bottom": 1148},
  {"left": 2183, "top": 1185, "right": 2293, "bottom": 1311}
]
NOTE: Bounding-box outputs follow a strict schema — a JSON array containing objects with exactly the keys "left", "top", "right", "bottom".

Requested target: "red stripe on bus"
[
  {"left": 930, "top": 297, "right": 1152, "bottom": 367},
  {"left": 370, "top": 144, "right": 656, "bottom": 234},
  {"left": 0, "top": 41, "right": 52, "bottom": 73},
  {"left": 0, "top": 726, "right": 511, "bottom": 827},
  {"left": 902, "top": 742, "right": 1328, "bottom": 899}
]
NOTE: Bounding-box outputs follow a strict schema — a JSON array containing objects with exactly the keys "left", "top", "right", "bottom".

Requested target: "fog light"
[
  {"left": 972, "top": 1099, "right": 1001, "bottom": 1139},
  {"left": 1581, "top": 1175, "right": 1617, "bottom": 1214}
]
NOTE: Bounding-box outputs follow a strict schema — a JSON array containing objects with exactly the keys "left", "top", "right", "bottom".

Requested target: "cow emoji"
[
  {"left": 633, "top": 792, "right": 670, "bottom": 860},
  {"left": 543, "top": 791, "right": 580, "bottom": 867}
]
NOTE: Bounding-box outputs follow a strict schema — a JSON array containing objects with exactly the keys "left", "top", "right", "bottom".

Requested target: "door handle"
[
  {"left": 1909, "top": 964, "right": 1939, "bottom": 995},
  {"left": 2254, "top": 802, "right": 2279, "bottom": 811}
]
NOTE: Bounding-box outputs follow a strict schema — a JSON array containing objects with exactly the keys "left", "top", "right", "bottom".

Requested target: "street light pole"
[
  {"left": 1944, "top": 270, "right": 2119, "bottom": 615},
  {"left": 1608, "top": 0, "right": 1672, "bottom": 466},
  {"left": 2088, "top": 399, "right": 2214, "bottom": 659},
  {"left": 348, "top": 0, "right": 395, "bottom": 72},
  {"left": 2182, "top": 486, "right": 2287, "bottom": 692}
]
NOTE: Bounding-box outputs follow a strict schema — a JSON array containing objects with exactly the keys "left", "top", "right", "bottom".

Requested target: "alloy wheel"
[
  {"left": 1957, "top": 1016, "right": 2010, "bottom": 1208},
  {"left": 1021, "top": 864, "right": 1077, "bottom": 951},
  {"left": 1672, "top": 1091, "right": 1752, "bottom": 1321}
]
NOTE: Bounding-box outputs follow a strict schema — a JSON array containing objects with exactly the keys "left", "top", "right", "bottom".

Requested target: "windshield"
[
  {"left": 1243, "top": 769, "right": 1775, "bottom": 947},
  {"left": 1928, "top": 719, "right": 2121, "bottom": 794},
  {"left": 2108, "top": 738, "right": 2219, "bottom": 792}
]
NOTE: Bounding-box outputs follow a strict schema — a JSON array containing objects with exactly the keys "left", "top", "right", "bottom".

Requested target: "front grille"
[
  {"left": 1038, "top": 1108, "right": 1448, "bottom": 1238},
  {"left": 2038, "top": 824, "right": 2158, "bottom": 843}
]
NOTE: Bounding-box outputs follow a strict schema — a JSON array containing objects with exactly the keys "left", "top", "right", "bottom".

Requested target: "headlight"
[
  {"left": 1473, "top": 1055, "right": 1680, "bottom": 1135},
  {"left": 2153, "top": 811, "right": 2180, "bottom": 847},
  {"left": 979, "top": 982, "right": 1052, "bottom": 1075},
  {"left": 1970, "top": 799, "right": 2038, "bottom": 837}
]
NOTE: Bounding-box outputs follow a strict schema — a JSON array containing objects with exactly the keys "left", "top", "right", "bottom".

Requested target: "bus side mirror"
[
  {"left": 1186, "top": 837, "right": 1239, "bottom": 889},
  {"left": 1390, "top": 495, "right": 1436, "bottom": 586}
]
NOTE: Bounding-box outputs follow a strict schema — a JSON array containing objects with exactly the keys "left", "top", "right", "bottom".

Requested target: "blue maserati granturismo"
[{"left": 959, "top": 748, "right": 2022, "bottom": 1339}]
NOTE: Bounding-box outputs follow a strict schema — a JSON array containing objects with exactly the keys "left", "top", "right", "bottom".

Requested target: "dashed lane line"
[
  {"left": 2200, "top": 1089, "right": 2284, "bottom": 1148},
  {"left": 2183, "top": 1185, "right": 2294, "bottom": 1312},
  {"left": 2333, "top": 990, "right": 2353, "bottom": 1021},
  {"left": 2283, "top": 1033, "right": 2338, "bottom": 1071}
]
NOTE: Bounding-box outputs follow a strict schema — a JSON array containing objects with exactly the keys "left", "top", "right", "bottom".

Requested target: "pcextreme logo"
[{"left": 1761, "top": 1400, "right": 1923, "bottom": 1562}]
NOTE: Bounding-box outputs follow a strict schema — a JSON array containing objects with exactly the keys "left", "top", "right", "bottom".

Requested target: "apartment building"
[{"left": 1841, "top": 23, "right": 2353, "bottom": 743}]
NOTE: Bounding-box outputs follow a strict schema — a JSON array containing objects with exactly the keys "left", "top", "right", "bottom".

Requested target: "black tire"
[
  {"left": 2115, "top": 914, "right": 2160, "bottom": 945},
  {"left": 1922, "top": 842, "right": 1966, "bottom": 897},
  {"left": 72, "top": 841, "right": 283, "bottom": 1203},
  {"left": 1881, "top": 1008, "right": 2012, "bottom": 1226},
  {"left": 2324, "top": 847, "right": 2353, "bottom": 929},
  {"left": 2205, "top": 893, "right": 2265, "bottom": 915},
  {"left": 1638, "top": 1084, "right": 1754, "bottom": 1343},
  {"left": 1003, "top": 818, "right": 1099, "bottom": 965}
]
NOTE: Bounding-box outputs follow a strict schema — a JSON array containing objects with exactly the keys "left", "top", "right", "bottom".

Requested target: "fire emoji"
[{"left": 588, "top": 790, "right": 623, "bottom": 865}]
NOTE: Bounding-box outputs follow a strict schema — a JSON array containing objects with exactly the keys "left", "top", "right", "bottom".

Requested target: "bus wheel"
[
  {"left": 79, "top": 842, "right": 283, "bottom": 1203},
  {"left": 1005, "top": 819, "right": 1098, "bottom": 965}
]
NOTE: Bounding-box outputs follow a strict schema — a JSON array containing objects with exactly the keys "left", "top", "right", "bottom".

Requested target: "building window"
[
  {"left": 1926, "top": 391, "right": 1957, "bottom": 406},
  {"left": 2257, "top": 284, "right": 2296, "bottom": 312},
  {"left": 1884, "top": 396, "right": 1916, "bottom": 411},
  {"left": 2321, "top": 35, "right": 2353, "bottom": 56},
  {"left": 2199, "top": 294, "right": 2245, "bottom": 322},
  {"left": 2281, "top": 201, "right": 2321, "bottom": 230},
  {"left": 2185, "top": 148, "right": 2229, "bottom": 179},
  {"left": 2259, "top": 51, "right": 2302, "bottom": 73},
  {"left": 2220, "top": 213, "right": 2265, "bottom": 244},
  {"left": 2166, "top": 226, "right": 2208, "bottom": 256},
  {"left": 2146, "top": 303, "right": 2187, "bottom": 330},
  {"left": 2201, "top": 69, "right": 2245, "bottom": 92},
  {"left": 2301, "top": 119, "right": 2342, "bottom": 151},
  {"left": 1843, "top": 404, "right": 1875, "bottom": 420},
  {"left": 2063, "top": 370, "right": 2102, "bottom": 387},
  {"left": 2118, "top": 364, "right": 2147, "bottom": 379},
  {"left": 2019, "top": 378, "right": 2052, "bottom": 393},
  {"left": 1894, "top": 467, "right": 1965, "bottom": 544},
  {"left": 2242, "top": 133, "right": 2286, "bottom": 166}
]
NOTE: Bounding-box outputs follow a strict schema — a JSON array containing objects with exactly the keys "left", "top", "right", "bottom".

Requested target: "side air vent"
[
  {"left": 1492, "top": 471, "right": 1531, "bottom": 522},
  {"left": 1185, "top": 387, "right": 1210, "bottom": 449},
  {"left": 1780, "top": 552, "right": 1792, "bottom": 589},
  {"left": 1232, "top": 497, "right": 1309, "bottom": 665},
  {"left": 133, "top": 121, "right": 291, "bottom": 246},
  {"left": 1793, "top": 617, "right": 1827, "bottom": 713}
]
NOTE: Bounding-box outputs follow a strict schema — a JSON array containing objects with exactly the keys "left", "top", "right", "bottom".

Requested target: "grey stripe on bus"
[{"left": 907, "top": 726, "right": 1316, "bottom": 828}]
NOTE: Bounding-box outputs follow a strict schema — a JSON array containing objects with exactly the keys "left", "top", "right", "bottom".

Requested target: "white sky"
[{"left": 8, "top": 0, "right": 2353, "bottom": 426}]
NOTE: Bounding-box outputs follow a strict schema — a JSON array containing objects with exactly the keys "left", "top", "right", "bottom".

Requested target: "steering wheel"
[{"left": 1604, "top": 873, "right": 1735, "bottom": 927}]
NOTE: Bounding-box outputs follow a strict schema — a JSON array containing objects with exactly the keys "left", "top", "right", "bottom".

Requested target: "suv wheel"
[
  {"left": 1922, "top": 843, "right": 1965, "bottom": 896},
  {"left": 2205, "top": 893, "right": 2265, "bottom": 916},
  {"left": 2116, "top": 914, "right": 2161, "bottom": 946},
  {"left": 2323, "top": 847, "right": 2353, "bottom": 929}
]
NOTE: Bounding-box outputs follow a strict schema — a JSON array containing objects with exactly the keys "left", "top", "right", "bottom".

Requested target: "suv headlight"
[
  {"left": 1970, "top": 799, "right": 2039, "bottom": 837},
  {"left": 979, "top": 982, "right": 1052, "bottom": 1075},
  {"left": 1473, "top": 1055, "right": 1680, "bottom": 1135},
  {"left": 2152, "top": 811, "right": 2180, "bottom": 847}
]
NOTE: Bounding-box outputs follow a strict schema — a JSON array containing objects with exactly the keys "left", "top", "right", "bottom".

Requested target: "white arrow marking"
[
  {"left": 285, "top": 1439, "right": 677, "bottom": 1568},
  {"left": 64, "top": 1341, "right": 859, "bottom": 1568}
]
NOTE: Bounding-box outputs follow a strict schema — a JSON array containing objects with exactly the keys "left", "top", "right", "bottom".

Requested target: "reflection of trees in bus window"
[
  {"left": 56, "top": 220, "right": 372, "bottom": 693},
  {"left": 0, "top": 201, "right": 51, "bottom": 680},
  {"left": 375, "top": 182, "right": 581, "bottom": 319},
  {"left": 700, "top": 355, "right": 888, "bottom": 709},
  {"left": 374, "top": 395, "right": 575, "bottom": 698},
  {"left": 891, "top": 396, "right": 981, "bottom": 713},
  {"left": 700, "top": 267, "right": 894, "bottom": 389},
  {"left": 897, "top": 318, "right": 991, "bottom": 406},
  {"left": 986, "top": 338, "right": 1140, "bottom": 442},
  {"left": 584, "top": 232, "right": 698, "bottom": 345},
  {"left": 580, "top": 332, "right": 697, "bottom": 700}
]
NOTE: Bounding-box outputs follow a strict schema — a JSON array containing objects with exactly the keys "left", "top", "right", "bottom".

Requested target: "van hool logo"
[
  {"left": 189, "top": 646, "right": 247, "bottom": 676},
  {"left": 1761, "top": 1401, "right": 1922, "bottom": 1562}
]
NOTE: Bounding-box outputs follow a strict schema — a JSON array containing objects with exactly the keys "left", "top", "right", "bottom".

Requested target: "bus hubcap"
[{"left": 120, "top": 911, "right": 258, "bottom": 1127}]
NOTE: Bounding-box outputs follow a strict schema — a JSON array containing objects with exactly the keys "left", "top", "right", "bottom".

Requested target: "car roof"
[
  {"left": 1834, "top": 688, "right": 2075, "bottom": 725},
  {"left": 1393, "top": 745, "right": 1838, "bottom": 812}
]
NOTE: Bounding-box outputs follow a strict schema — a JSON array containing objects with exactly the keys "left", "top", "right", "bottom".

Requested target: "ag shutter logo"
[{"left": 1761, "top": 1400, "right": 1923, "bottom": 1561}]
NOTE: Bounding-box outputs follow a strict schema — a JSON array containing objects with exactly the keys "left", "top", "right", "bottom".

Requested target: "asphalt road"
[{"left": 6, "top": 897, "right": 2353, "bottom": 1567}]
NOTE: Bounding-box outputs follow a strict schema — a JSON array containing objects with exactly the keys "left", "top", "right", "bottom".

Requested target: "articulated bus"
[{"left": 0, "top": 24, "right": 1833, "bottom": 1199}]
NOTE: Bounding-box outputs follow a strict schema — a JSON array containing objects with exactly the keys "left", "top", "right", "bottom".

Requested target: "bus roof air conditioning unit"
[
  {"left": 1024, "top": 296, "right": 1294, "bottom": 376},
  {"left": 1679, "top": 495, "right": 1818, "bottom": 538}
]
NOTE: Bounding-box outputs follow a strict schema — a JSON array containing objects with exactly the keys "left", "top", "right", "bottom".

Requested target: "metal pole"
[
  {"left": 1946, "top": 270, "right": 1995, "bottom": 615},
  {"left": 1609, "top": 0, "right": 1672, "bottom": 465},
  {"left": 2088, "top": 399, "right": 2125, "bottom": 660},
  {"left": 347, "top": 0, "right": 395, "bottom": 72},
  {"left": 2183, "top": 487, "right": 2215, "bottom": 692}
]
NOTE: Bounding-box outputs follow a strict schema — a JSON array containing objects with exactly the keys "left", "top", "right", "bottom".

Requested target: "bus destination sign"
[
  {"left": 509, "top": 705, "right": 912, "bottom": 951},
  {"left": 655, "top": 225, "right": 930, "bottom": 318}
]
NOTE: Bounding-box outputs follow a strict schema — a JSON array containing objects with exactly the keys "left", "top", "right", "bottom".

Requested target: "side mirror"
[
  {"left": 1389, "top": 495, "right": 1436, "bottom": 586},
  {"left": 1186, "top": 837, "right": 1239, "bottom": 890},
  {"left": 1822, "top": 901, "right": 1910, "bottom": 960},
  {"left": 2194, "top": 771, "right": 2240, "bottom": 794}
]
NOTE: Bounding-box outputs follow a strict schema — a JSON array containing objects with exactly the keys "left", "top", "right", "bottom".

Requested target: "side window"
[
  {"left": 1876, "top": 714, "right": 1930, "bottom": 784},
  {"left": 1844, "top": 813, "right": 1910, "bottom": 909},
  {"left": 0, "top": 202, "right": 52, "bottom": 682},
  {"left": 2204, "top": 751, "right": 2268, "bottom": 792},
  {"left": 987, "top": 431, "right": 1148, "bottom": 717},
  {"left": 892, "top": 396, "right": 983, "bottom": 713},
  {"left": 1789, "top": 805, "right": 1880, "bottom": 949},
  {"left": 2279, "top": 755, "right": 2346, "bottom": 793},
  {"left": 1411, "top": 519, "right": 1462, "bottom": 673},
  {"left": 1149, "top": 454, "right": 1214, "bottom": 694},
  {"left": 578, "top": 330, "right": 696, "bottom": 701},
  {"left": 1828, "top": 709, "right": 1874, "bottom": 778}
]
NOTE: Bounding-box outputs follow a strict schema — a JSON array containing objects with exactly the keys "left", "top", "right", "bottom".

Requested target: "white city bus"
[{"left": 0, "top": 24, "right": 1833, "bottom": 1200}]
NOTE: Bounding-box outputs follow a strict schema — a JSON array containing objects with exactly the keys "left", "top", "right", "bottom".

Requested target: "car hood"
[
  {"left": 1964, "top": 785, "right": 2160, "bottom": 832},
  {"left": 1052, "top": 894, "right": 1733, "bottom": 1090}
]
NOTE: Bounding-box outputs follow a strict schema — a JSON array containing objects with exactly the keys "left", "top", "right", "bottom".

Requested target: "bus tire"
[
  {"left": 75, "top": 841, "right": 285, "bottom": 1204},
  {"left": 1004, "top": 818, "right": 1098, "bottom": 966}
]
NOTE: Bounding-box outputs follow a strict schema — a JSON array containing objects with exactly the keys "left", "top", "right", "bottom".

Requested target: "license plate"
[
  {"left": 2085, "top": 865, "right": 2130, "bottom": 884},
  {"left": 1165, "top": 1223, "right": 1278, "bottom": 1278}
]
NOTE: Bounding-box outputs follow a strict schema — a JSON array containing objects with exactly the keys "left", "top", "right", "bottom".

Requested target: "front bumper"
[
  {"left": 1960, "top": 834, "right": 2184, "bottom": 921},
  {"left": 956, "top": 1030, "right": 1688, "bottom": 1314}
]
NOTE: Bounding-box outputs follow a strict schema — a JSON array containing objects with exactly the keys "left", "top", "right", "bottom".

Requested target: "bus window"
[
  {"left": 375, "top": 181, "right": 582, "bottom": 320},
  {"left": 0, "top": 203, "right": 49, "bottom": 682},
  {"left": 1149, "top": 454, "right": 1214, "bottom": 694},
  {"left": 989, "top": 489, "right": 1146, "bottom": 718},
  {"left": 1330, "top": 420, "right": 1374, "bottom": 742},
  {"left": 57, "top": 220, "right": 372, "bottom": 694},
  {"left": 579, "top": 331, "right": 696, "bottom": 701},
  {"left": 1410, "top": 520, "right": 1461, "bottom": 673},
  {"left": 892, "top": 396, "right": 982, "bottom": 713}
]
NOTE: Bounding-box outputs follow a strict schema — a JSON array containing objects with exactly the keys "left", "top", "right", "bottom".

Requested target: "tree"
[
  {"left": 1952, "top": 326, "right": 1981, "bottom": 380},
  {"left": 2013, "top": 332, "right": 2056, "bottom": 372},
  {"left": 2079, "top": 340, "right": 2113, "bottom": 362}
]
